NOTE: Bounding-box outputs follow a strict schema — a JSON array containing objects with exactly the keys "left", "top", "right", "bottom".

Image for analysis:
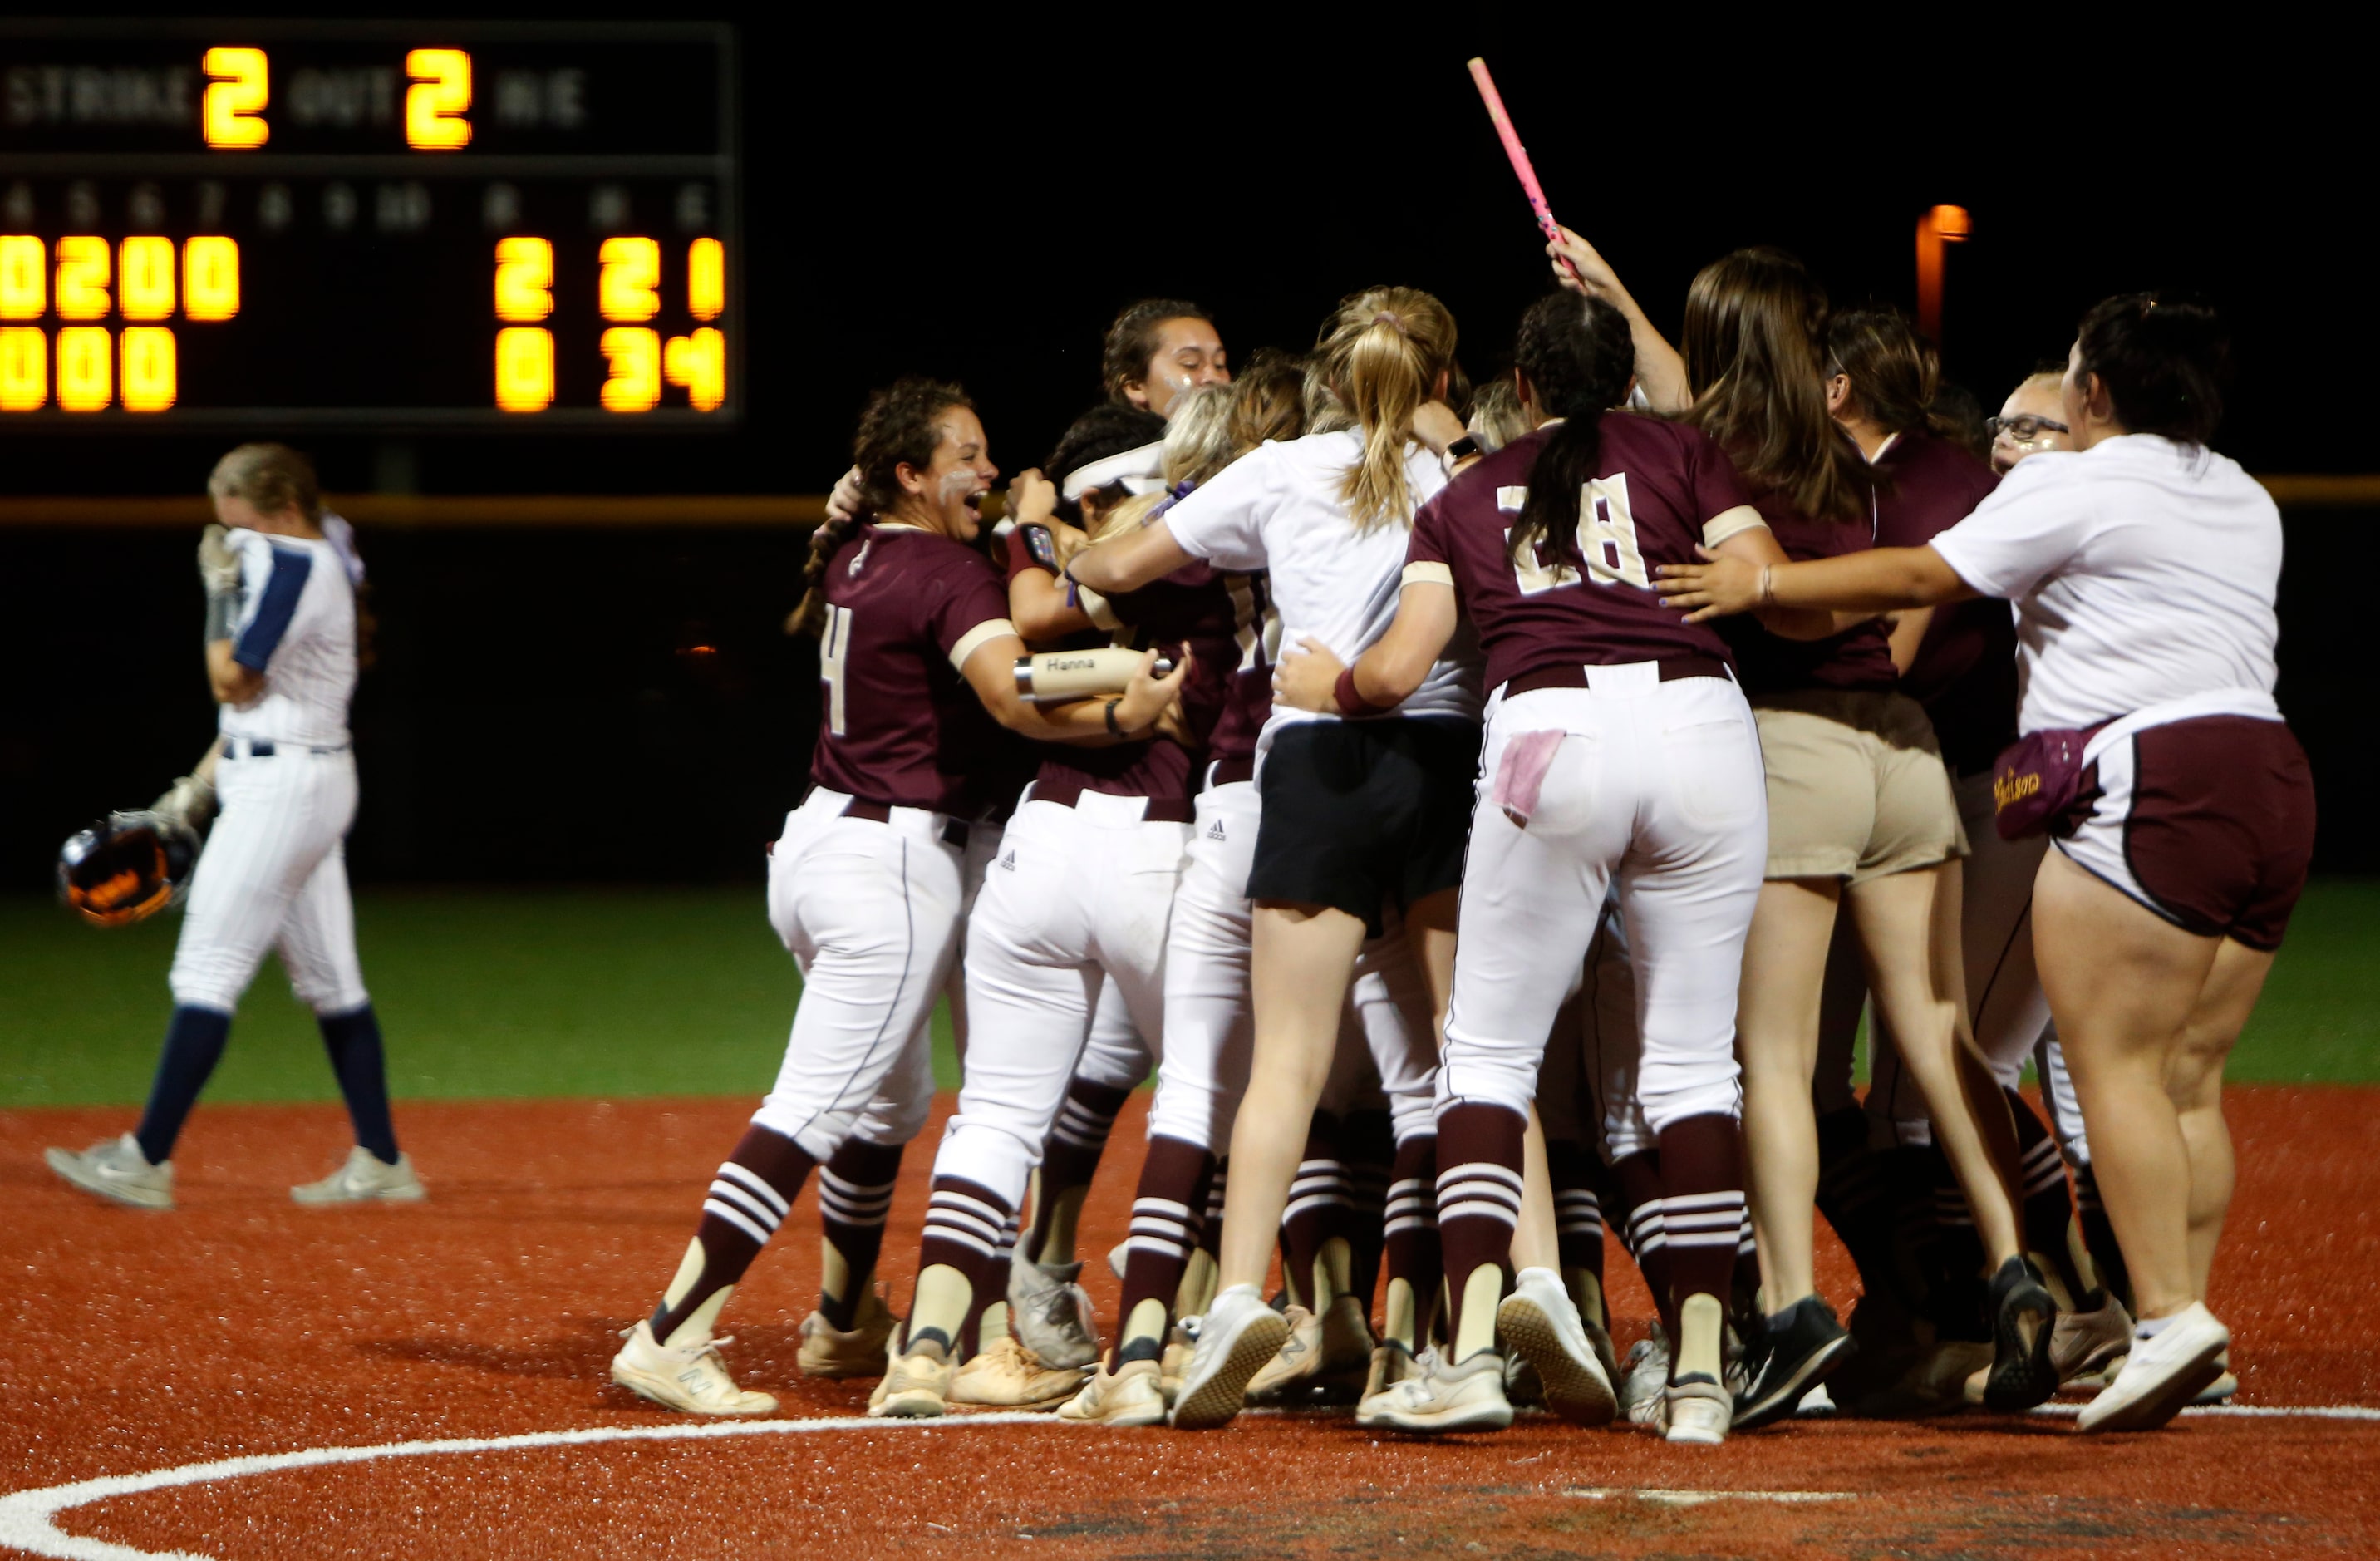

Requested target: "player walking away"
[
  {"left": 865, "top": 409, "right": 1235, "bottom": 1421},
  {"left": 1104, "top": 298, "right": 1230, "bottom": 419},
  {"left": 1275, "top": 292, "right": 1829, "bottom": 1441},
  {"left": 1069, "top": 287, "right": 1484, "bottom": 1431},
  {"left": 1655, "top": 296, "right": 2312, "bottom": 1433},
  {"left": 47, "top": 445, "right": 420, "bottom": 1211},
  {"left": 608, "top": 379, "right": 1187, "bottom": 1416}
]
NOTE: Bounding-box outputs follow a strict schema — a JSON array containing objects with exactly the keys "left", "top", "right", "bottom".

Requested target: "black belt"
[
  {"left": 1504, "top": 656, "right": 1732, "bottom": 698},
  {"left": 1033, "top": 780, "right": 1197, "bottom": 824},
  {"left": 1207, "top": 756, "right": 1255, "bottom": 789},
  {"left": 839, "top": 796, "right": 971, "bottom": 849}
]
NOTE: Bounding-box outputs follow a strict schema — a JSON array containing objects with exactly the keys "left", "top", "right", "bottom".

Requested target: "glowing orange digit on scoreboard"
[
  {"left": 688, "top": 239, "right": 724, "bottom": 322},
  {"left": 0, "top": 237, "right": 42, "bottom": 319},
  {"left": 406, "top": 50, "right": 473, "bottom": 150},
  {"left": 495, "top": 327, "right": 554, "bottom": 412},
  {"left": 0, "top": 327, "right": 45, "bottom": 411},
  {"left": 664, "top": 328, "right": 725, "bottom": 412},
  {"left": 599, "top": 238, "right": 660, "bottom": 323},
  {"left": 55, "top": 237, "right": 111, "bottom": 320},
  {"left": 203, "top": 47, "right": 270, "bottom": 149},
  {"left": 57, "top": 327, "right": 111, "bottom": 411},
  {"left": 184, "top": 238, "right": 240, "bottom": 321},
  {"left": 494, "top": 237, "right": 553, "bottom": 323},
  {"left": 120, "top": 238, "right": 176, "bottom": 321},
  {"left": 600, "top": 328, "right": 661, "bottom": 411},
  {"left": 121, "top": 327, "right": 177, "bottom": 412}
]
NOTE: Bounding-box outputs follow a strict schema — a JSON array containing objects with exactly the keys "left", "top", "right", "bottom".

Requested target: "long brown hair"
[
  {"left": 1679, "top": 249, "right": 1868, "bottom": 523},
  {"left": 1316, "top": 286, "right": 1457, "bottom": 532},
  {"left": 1826, "top": 306, "right": 1960, "bottom": 441},
  {"left": 789, "top": 377, "right": 971, "bottom": 637}
]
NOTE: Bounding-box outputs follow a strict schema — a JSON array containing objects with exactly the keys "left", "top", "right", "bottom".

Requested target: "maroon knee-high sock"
[
  {"left": 910, "top": 1174, "right": 1012, "bottom": 1358},
  {"left": 1655, "top": 1114, "right": 1745, "bottom": 1313},
  {"left": 1112, "top": 1135, "right": 1214, "bottom": 1362},
  {"left": 2005, "top": 1087, "right": 2091, "bottom": 1301},
  {"left": 1546, "top": 1137, "right": 1606, "bottom": 1293},
  {"left": 1029, "top": 1076, "right": 1133, "bottom": 1265},
  {"left": 817, "top": 1136, "right": 902, "bottom": 1329},
  {"left": 1280, "top": 1110, "right": 1350, "bottom": 1307},
  {"left": 652, "top": 1124, "right": 815, "bottom": 1343},
  {"left": 1433, "top": 1104, "right": 1526, "bottom": 1355},
  {"left": 1611, "top": 1148, "right": 1679, "bottom": 1342},
  {"left": 1342, "top": 1108, "right": 1395, "bottom": 1307},
  {"left": 1383, "top": 1132, "right": 1442, "bottom": 1347},
  {"left": 1196, "top": 1156, "right": 1228, "bottom": 1262}
]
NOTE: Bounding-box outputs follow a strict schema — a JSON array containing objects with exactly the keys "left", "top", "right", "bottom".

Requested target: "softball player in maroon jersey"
[
  {"left": 609, "top": 379, "right": 1185, "bottom": 1416},
  {"left": 1660, "top": 295, "right": 2312, "bottom": 1434},
  {"left": 1277, "top": 291, "right": 1827, "bottom": 1441}
]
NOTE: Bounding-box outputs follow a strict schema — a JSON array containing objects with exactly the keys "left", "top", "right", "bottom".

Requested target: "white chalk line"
[{"left": 2, "top": 1400, "right": 2376, "bottom": 1561}]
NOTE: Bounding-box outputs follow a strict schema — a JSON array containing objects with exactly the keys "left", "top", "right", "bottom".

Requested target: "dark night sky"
[{"left": 3, "top": 11, "right": 2366, "bottom": 495}]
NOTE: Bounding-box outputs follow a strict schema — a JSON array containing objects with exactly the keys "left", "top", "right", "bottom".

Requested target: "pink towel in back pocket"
[{"left": 1492, "top": 729, "right": 1568, "bottom": 828}]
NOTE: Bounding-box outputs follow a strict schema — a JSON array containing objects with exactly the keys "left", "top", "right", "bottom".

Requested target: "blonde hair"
[
  {"left": 1316, "top": 287, "right": 1457, "bottom": 531},
  {"left": 1158, "top": 383, "right": 1237, "bottom": 490},
  {"left": 1302, "top": 356, "right": 1353, "bottom": 435},
  {"left": 208, "top": 442, "right": 322, "bottom": 522},
  {"left": 1467, "top": 374, "right": 1534, "bottom": 452}
]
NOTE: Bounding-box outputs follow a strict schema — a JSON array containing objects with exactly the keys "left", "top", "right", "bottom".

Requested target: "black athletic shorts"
[{"left": 1247, "top": 716, "right": 1482, "bottom": 937}]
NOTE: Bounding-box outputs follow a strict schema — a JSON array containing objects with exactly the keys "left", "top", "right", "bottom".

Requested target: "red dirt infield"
[{"left": 3, "top": 1086, "right": 2376, "bottom": 1559}]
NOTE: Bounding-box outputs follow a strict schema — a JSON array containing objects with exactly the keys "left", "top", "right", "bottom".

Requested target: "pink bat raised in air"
[{"left": 1467, "top": 57, "right": 1580, "bottom": 277}]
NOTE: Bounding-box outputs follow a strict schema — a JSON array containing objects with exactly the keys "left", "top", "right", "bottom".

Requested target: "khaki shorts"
[{"left": 1751, "top": 688, "right": 1966, "bottom": 884}]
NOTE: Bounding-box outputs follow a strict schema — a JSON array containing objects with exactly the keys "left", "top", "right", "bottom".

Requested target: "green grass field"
[{"left": 3, "top": 880, "right": 2374, "bottom": 1107}]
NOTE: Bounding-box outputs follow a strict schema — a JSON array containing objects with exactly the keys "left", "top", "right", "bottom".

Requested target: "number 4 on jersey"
[
  {"left": 820, "top": 603, "right": 853, "bottom": 736},
  {"left": 1508, "top": 474, "right": 1649, "bottom": 595}
]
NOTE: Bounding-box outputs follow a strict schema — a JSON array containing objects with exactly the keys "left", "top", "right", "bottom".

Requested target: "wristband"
[
  {"left": 1104, "top": 698, "right": 1125, "bottom": 737},
  {"left": 1758, "top": 565, "right": 1776, "bottom": 607},
  {"left": 1334, "top": 666, "right": 1394, "bottom": 717},
  {"left": 204, "top": 591, "right": 238, "bottom": 643}
]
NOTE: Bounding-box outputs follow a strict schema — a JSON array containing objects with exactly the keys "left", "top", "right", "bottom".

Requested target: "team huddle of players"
[{"left": 607, "top": 225, "right": 2311, "bottom": 1445}]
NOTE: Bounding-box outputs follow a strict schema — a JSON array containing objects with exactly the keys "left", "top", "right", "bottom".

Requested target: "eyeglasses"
[{"left": 1986, "top": 414, "right": 2070, "bottom": 445}]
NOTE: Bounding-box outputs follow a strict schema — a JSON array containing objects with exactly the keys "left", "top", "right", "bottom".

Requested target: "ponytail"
[
  {"left": 1316, "top": 287, "right": 1458, "bottom": 532},
  {"left": 1507, "top": 291, "right": 1636, "bottom": 569},
  {"left": 787, "top": 514, "right": 859, "bottom": 637},
  {"left": 788, "top": 375, "right": 971, "bottom": 638}
]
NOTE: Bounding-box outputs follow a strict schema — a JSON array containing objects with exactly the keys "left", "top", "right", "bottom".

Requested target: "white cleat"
[
  {"left": 798, "top": 1287, "right": 897, "bottom": 1379},
  {"left": 2051, "top": 1291, "right": 2135, "bottom": 1386},
  {"left": 949, "top": 1335, "right": 1091, "bottom": 1410},
  {"left": 868, "top": 1333, "right": 955, "bottom": 1419},
  {"left": 610, "top": 1321, "right": 777, "bottom": 1416},
  {"left": 46, "top": 1134, "right": 173, "bottom": 1210},
  {"left": 292, "top": 1146, "right": 425, "bottom": 1204},
  {"left": 1356, "top": 1347, "right": 1513, "bottom": 1435},
  {"left": 1008, "top": 1250, "right": 1100, "bottom": 1369},
  {"left": 1794, "top": 1381, "right": 1837, "bottom": 1418},
  {"left": 2076, "top": 1303, "right": 2229, "bottom": 1433},
  {"left": 1170, "top": 1285, "right": 1289, "bottom": 1431},
  {"left": 1497, "top": 1267, "right": 1617, "bottom": 1427},
  {"left": 1059, "top": 1357, "right": 1169, "bottom": 1427},
  {"left": 1247, "top": 1294, "right": 1373, "bottom": 1405},
  {"left": 1618, "top": 1329, "right": 1671, "bottom": 1426},
  {"left": 1665, "top": 1374, "right": 1733, "bottom": 1445}
]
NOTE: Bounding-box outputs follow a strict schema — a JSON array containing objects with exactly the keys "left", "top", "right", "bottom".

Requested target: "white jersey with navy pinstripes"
[{"left": 216, "top": 529, "right": 357, "bottom": 748}]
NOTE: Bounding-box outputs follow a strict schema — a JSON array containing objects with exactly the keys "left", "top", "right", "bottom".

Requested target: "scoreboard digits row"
[{"left": 0, "top": 22, "right": 737, "bottom": 429}]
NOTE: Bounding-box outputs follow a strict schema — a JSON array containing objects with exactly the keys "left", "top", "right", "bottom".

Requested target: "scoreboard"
[{"left": 0, "top": 20, "right": 738, "bottom": 429}]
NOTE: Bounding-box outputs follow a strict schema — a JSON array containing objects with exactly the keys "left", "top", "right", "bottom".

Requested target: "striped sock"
[
  {"left": 1113, "top": 1135, "right": 1213, "bottom": 1363},
  {"left": 652, "top": 1124, "right": 814, "bottom": 1347},
  {"left": 1613, "top": 1149, "right": 1679, "bottom": 1342},
  {"left": 2006, "top": 1087, "right": 2089, "bottom": 1303},
  {"left": 910, "top": 1175, "right": 1013, "bottom": 1357},
  {"left": 816, "top": 1138, "right": 902, "bottom": 1330},
  {"left": 1655, "top": 1113, "right": 1746, "bottom": 1312},
  {"left": 1433, "top": 1104, "right": 1524, "bottom": 1362},
  {"left": 1281, "top": 1111, "right": 1351, "bottom": 1308},
  {"left": 1030, "top": 1077, "right": 1132, "bottom": 1267},
  {"left": 1383, "top": 1132, "right": 1442, "bottom": 1349}
]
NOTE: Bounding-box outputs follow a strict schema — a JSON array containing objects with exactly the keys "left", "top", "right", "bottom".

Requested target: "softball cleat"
[
  {"left": 1357, "top": 1347, "right": 1513, "bottom": 1435},
  {"left": 46, "top": 1134, "right": 174, "bottom": 1211},
  {"left": 291, "top": 1146, "right": 425, "bottom": 1204},
  {"left": 2076, "top": 1303, "right": 2229, "bottom": 1433},
  {"left": 1169, "top": 1284, "right": 1288, "bottom": 1431},
  {"left": 949, "top": 1335, "right": 1090, "bottom": 1411},
  {"left": 610, "top": 1321, "right": 777, "bottom": 1416},
  {"left": 798, "top": 1287, "right": 897, "bottom": 1379},
  {"left": 1497, "top": 1266, "right": 1617, "bottom": 1427},
  {"left": 1058, "top": 1357, "right": 1168, "bottom": 1427}
]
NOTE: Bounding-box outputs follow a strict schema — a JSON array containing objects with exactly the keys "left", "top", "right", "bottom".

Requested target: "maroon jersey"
[
  {"left": 1872, "top": 431, "right": 2009, "bottom": 775},
  {"left": 1035, "top": 556, "right": 1247, "bottom": 805},
  {"left": 1203, "top": 569, "right": 1276, "bottom": 768},
  {"left": 1722, "top": 483, "right": 1899, "bottom": 696},
  {"left": 808, "top": 524, "right": 1016, "bottom": 814},
  {"left": 1404, "top": 416, "right": 1753, "bottom": 690}
]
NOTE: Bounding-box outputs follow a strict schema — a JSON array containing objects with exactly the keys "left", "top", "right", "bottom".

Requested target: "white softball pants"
[
  {"left": 755, "top": 790, "right": 973, "bottom": 1160},
  {"left": 928, "top": 790, "right": 1191, "bottom": 1210},
  {"left": 1439, "top": 668, "right": 1767, "bottom": 1134},
  {"left": 170, "top": 746, "right": 369, "bottom": 1017}
]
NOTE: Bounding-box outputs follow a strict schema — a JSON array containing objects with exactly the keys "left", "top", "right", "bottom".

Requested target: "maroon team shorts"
[{"left": 2058, "top": 714, "right": 2316, "bottom": 950}]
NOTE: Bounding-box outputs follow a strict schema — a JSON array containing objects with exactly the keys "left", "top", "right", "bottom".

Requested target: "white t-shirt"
[
  {"left": 1929, "top": 435, "right": 2280, "bottom": 734},
  {"left": 217, "top": 529, "right": 358, "bottom": 747},
  {"left": 1163, "top": 429, "right": 1483, "bottom": 751}
]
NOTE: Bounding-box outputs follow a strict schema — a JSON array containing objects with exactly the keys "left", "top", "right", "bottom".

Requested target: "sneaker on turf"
[
  {"left": 868, "top": 1331, "right": 955, "bottom": 1419},
  {"left": 1665, "top": 1372, "right": 1733, "bottom": 1445},
  {"left": 46, "top": 1133, "right": 173, "bottom": 1211},
  {"left": 2195, "top": 1348, "right": 2238, "bottom": 1405},
  {"left": 950, "top": 1334, "right": 1091, "bottom": 1411},
  {"left": 1619, "top": 1330, "right": 1671, "bottom": 1426},
  {"left": 2077, "top": 1302, "right": 2228, "bottom": 1433},
  {"left": 1007, "top": 1250, "right": 1100, "bottom": 1369},
  {"left": 1247, "top": 1293, "right": 1373, "bottom": 1405},
  {"left": 1733, "top": 1296, "right": 1855, "bottom": 1431},
  {"left": 292, "top": 1146, "right": 425, "bottom": 1205},
  {"left": 610, "top": 1320, "right": 777, "bottom": 1416},
  {"left": 2050, "top": 1289, "right": 2135, "bottom": 1386},
  {"left": 1059, "top": 1357, "right": 1168, "bottom": 1427},
  {"left": 1497, "top": 1267, "right": 1616, "bottom": 1427},
  {"left": 1984, "top": 1256, "right": 2059, "bottom": 1411},
  {"left": 798, "top": 1286, "right": 897, "bottom": 1378},
  {"left": 1170, "top": 1284, "right": 1288, "bottom": 1431},
  {"left": 1357, "top": 1347, "right": 1513, "bottom": 1435},
  {"left": 1795, "top": 1381, "right": 1837, "bottom": 1417}
]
